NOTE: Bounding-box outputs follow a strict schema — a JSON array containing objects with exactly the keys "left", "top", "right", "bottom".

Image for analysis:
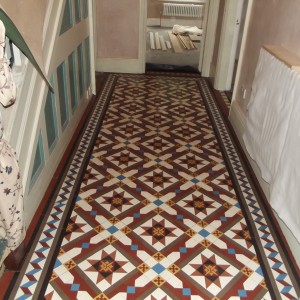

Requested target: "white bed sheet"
[{"left": 243, "top": 48, "right": 300, "bottom": 242}]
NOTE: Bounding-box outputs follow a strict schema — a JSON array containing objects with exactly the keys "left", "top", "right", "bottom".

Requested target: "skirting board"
[
  {"left": 96, "top": 58, "right": 144, "bottom": 74},
  {"left": 229, "top": 101, "right": 300, "bottom": 267},
  {"left": 147, "top": 18, "right": 202, "bottom": 28}
]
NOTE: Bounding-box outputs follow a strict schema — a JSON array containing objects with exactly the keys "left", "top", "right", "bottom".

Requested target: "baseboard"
[
  {"left": 229, "top": 101, "right": 270, "bottom": 195},
  {"left": 229, "top": 100, "right": 300, "bottom": 267},
  {"left": 96, "top": 58, "right": 144, "bottom": 74},
  {"left": 24, "top": 97, "right": 91, "bottom": 228},
  {"left": 147, "top": 18, "right": 202, "bottom": 28}
]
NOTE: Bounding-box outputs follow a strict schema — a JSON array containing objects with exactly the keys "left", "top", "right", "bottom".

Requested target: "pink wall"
[
  {"left": 147, "top": 0, "right": 202, "bottom": 18},
  {"left": 96, "top": 0, "right": 140, "bottom": 59},
  {"left": 0, "top": 1, "right": 46, "bottom": 70},
  {"left": 235, "top": 0, "right": 300, "bottom": 112}
]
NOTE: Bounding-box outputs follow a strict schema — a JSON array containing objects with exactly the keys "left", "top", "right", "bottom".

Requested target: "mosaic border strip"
[
  {"left": 7, "top": 75, "right": 117, "bottom": 300},
  {"left": 198, "top": 79, "right": 299, "bottom": 300}
]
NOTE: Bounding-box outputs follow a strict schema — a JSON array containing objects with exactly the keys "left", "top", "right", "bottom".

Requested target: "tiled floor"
[{"left": 5, "top": 73, "right": 300, "bottom": 299}]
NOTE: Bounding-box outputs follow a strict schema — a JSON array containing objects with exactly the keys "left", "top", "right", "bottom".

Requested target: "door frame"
[
  {"left": 140, "top": 0, "right": 211, "bottom": 73},
  {"left": 200, "top": 0, "right": 220, "bottom": 76},
  {"left": 139, "top": 0, "right": 249, "bottom": 81},
  {"left": 138, "top": 0, "right": 147, "bottom": 73},
  {"left": 214, "top": 0, "right": 244, "bottom": 90}
]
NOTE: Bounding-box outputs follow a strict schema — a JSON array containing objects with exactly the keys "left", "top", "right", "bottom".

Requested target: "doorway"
[
  {"left": 145, "top": 0, "right": 208, "bottom": 71},
  {"left": 214, "top": 0, "right": 248, "bottom": 93}
]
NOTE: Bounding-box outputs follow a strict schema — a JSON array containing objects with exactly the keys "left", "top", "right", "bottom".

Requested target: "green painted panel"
[
  {"left": 85, "top": 37, "right": 91, "bottom": 88},
  {"left": 75, "top": 0, "right": 82, "bottom": 23},
  {"left": 83, "top": 0, "right": 88, "bottom": 18},
  {"left": 68, "top": 51, "right": 78, "bottom": 111},
  {"left": 77, "top": 43, "right": 85, "bottom": 98},
  {"left": 44, "top": 85, "right": 58, "bottom": 150},
  {"left": 57, "top": 62, "right": 69, "bottom": 128},
  {"left": 30, "top": 132, "right": 45, "bottom": 185},
  {"left": 60, "top": 0, "right": 73, "bottom": 35}
]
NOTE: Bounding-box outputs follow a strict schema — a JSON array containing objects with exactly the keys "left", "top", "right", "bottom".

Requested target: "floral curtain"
[{"left": 0, "top": 19, "right": 25, "bottom": 268}]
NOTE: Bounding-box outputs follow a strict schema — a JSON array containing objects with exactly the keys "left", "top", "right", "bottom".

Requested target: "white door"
[{"left": 214, "top": 0, "right": 244, "bottom": 91}]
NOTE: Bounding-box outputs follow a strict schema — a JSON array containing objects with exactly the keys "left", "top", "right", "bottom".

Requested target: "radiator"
[{"left": 162, "top": 3, "right": 203, "bottom": 18}]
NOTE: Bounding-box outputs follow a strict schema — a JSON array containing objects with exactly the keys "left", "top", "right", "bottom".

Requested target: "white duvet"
[{"left": 243, "top": 48, "right": 300, "bottom": 242}]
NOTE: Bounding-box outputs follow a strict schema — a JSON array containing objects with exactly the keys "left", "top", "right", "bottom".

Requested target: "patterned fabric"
[
  {"left": 0, "top": 140, "right": 24, "bottom": 250},
  {"left": 6, "top": 74, "right": 299, "bottom": 300},
  {"left": 0, "top": 19, "right": 24, "bottom": 263},
  {"left": 0, "top": 20, "right": 16, "bottom": 108}
]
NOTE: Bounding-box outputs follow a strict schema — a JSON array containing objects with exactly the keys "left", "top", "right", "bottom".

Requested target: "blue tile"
[
  {"left": 276, "top": 274, "right": 287, "bottom": 281},
  {"left": 198, "top": 229, "right": 210, "bottom": 237},
  {"left": 228, "top": 248, "right": 236, "bottom": 254},
  {"left": 36, "top": 247, "right": 49, "bottom": 253},
  {"left": 238, "top": 290, "right": 247, "bottom": 297},
  {"left": 153, "top": 263, "right": 165, "bottom": 274},
  {"left": 281, "top": 286, "right": 292, "bottom": 294},
  {"left": 108, "top": 226, "right": 118, "bottom": 234},
  {"left": 256, "top": 267, "right": 263, "bottom": 275},
  {"left": 154, "top": 199, "right": 163, "bottom": 206},
  {"left": 272, "top": 262, "right": 282, "bottom": 269},
  {"left": 82, "top": 243, "right": 90, "bottom": 249},
  {"left": 182, "top": 288, "right": 191, "bottom": 296},
  {"left": 54, "top": 259, "right": 62, "bottom": 268},
  {"left": 71, "top": 283, "right": 80, "bottom": 291},
  {"left": 31, "top": 257, "right": 44, "bottom": 264},
  {"left": 131, "top": 245, "right": 138, "bottom": 251},
  {"left": 21, "top": 281, "right": 36, "bottom": 288},
  {"left": 127, "top": 286, "right": 136, "bottom": 294}
]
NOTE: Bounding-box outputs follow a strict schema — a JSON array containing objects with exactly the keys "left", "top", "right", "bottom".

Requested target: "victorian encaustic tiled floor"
[{"left": 6, "top": 73, "right": 300, "bottom": 299}]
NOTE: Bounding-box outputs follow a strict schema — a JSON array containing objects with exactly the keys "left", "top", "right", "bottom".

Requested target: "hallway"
[{"left": 3, "top": 72, "right": 300, "bottom": 299}]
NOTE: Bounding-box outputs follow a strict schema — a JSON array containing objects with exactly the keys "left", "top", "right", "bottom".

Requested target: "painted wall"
[
  {"left": 233, "top": 0, "right": 300, "bottom": 113},
  {"left": 0, "top": 1, "right": 46, "bottom": 73},
  {"left": 147, "top": 0, "right": 204, "bottom": 18},
  {"left": 230, "top": 0, "right": 300, "bottom": 265},
  {"left": 96, "top": 0, "right": 140, "bottom": 59}
]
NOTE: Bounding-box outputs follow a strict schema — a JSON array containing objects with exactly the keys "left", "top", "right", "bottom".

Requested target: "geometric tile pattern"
[{"left": 6, "top": 73, "right": 300, "bottom": 300}]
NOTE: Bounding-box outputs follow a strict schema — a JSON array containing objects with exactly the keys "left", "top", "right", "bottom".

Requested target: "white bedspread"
[{"left": 243, "top": 48, "right": 300, "bottom": 242}]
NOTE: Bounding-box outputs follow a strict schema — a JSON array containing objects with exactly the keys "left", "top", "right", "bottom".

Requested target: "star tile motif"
[
  {"left": 138, "top": 168, "right": 177, "bottom": 192},
  {"left": 224, "top": 219, "right": 255, "bottom": 252},
  {"left": 182, "top": 248, "right": 239, "bottom": 296},
  {"left": 95, "top": 187, "right": 139, "bottom": 216},
  {"left": 107, "top": 150, "right": 142, "bottom": 169},
  {"left": 78, "top": 245, "right": 135, "bottom": 291},
  {"left": 134, "top": 215, "right": 184, "bottom": 251},
  {"left": 174, "top": 152, "right": 208, "bottom": 172},
  {"left": 178, "top": 190, "right": 222, "bottom": 219},
  {"left": 142, "top": 136, "right": 174, "bottom": 154}
]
